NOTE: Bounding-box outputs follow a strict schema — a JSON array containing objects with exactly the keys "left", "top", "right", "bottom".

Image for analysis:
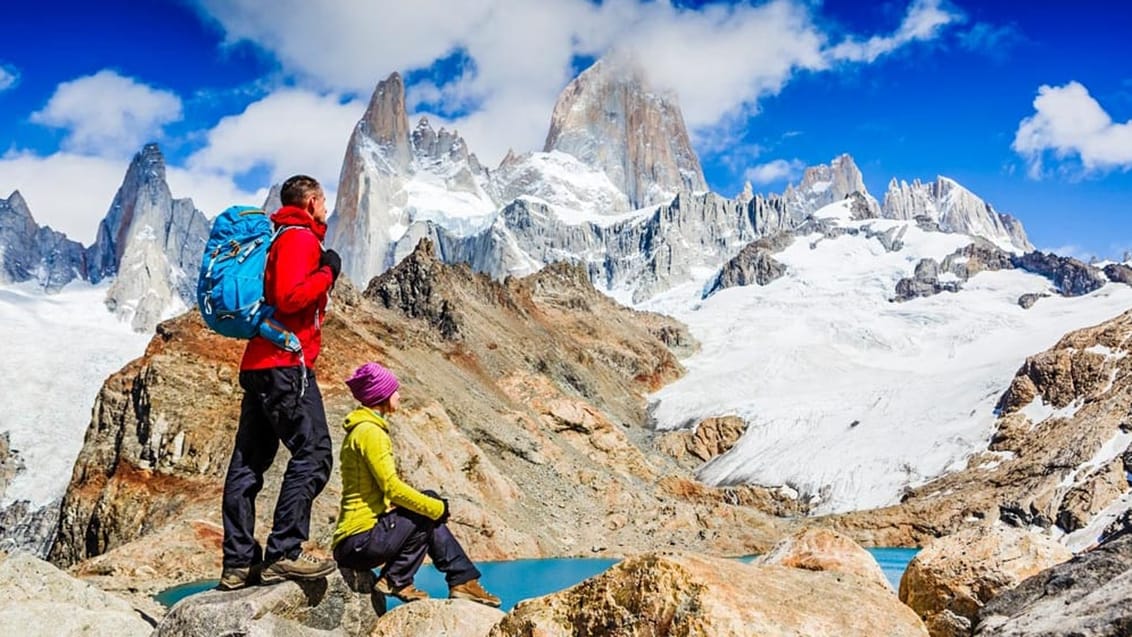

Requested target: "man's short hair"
[{"left": 280, "top": 175, "right": 322, "bottom": 207}]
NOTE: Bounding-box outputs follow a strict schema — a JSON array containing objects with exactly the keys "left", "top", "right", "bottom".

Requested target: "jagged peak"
[
  {"left": 126, "top": 142, "right": 167, "bottom": 181},
  {"left": 3, "top": 190, "right": 31, "bottom": 214}
]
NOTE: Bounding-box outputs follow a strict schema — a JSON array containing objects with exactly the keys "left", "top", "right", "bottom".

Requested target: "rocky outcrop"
[
  {"left": 783, "top": 155, "right": 880, "bottom": 220},
  {"left": 154, "top": 571, "right": 378, "bottom": 636},
  {"left": 0, "top": 190, "right": 86, "bottom": 290},
  {"left": 1104, "top": 263, "right": 1132, "bottom": 286},
  {"left": 899, "top": 527, "right": 1071, "bottom": 637},
  {"left": 0, "top": 552, "right": 153, "bottom": 636},
  {"left": 543, "top": 54, "right": 706, "bottom": 208},
  {"left": 372, "top": 599, "right": 503, "bottom": 637},
  {"left": 755, "top": 527, "right": 892, "bottom": 591},
  {"left": 882, "top": 177, "right": 1032, "bottom": 252},
  {"left": 975, "top": 534, "right": 1132, "bottom": 636},
  {"left": 826, "top": 309, "right": 1132, "bottom": 548},
  {"left": 0, "top": 433, "right": 58, "bottom": 556},
  {"left": 87, "top": 144, "right": 210, "bottom": 331},
  {"left": 895, "top": 257, "right": 963, "bottom": 301},
  {"left": 703, "top": 233, "right": 792, "bottom": 298},
  {"left": 1012, "top": 252, "right": 1107, "bottom": 297},
  {"left": 328, "top": 72, "right": 494, "bottom": 285},
  {"left": 49, "top": 242, "right": 788, "bottom": 595},
  {"left": 655, "top": 415, "right": 747, "bottom": 471},
  {"left": 489, "top": 552, "right": 928, "bottom": 636}
]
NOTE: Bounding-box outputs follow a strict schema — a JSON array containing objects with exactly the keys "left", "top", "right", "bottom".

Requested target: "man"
[{"left": 219, "top": 175, "right": 343, "bottom": 589}]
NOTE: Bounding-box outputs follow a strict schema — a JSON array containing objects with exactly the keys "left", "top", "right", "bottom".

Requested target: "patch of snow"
[
  {"left": 641, "top": 221, "right": 1132, "bottom": 515},
  {"left": 1061, "top": 489, "right": 1132, "bottom": 552},
  {"left": 0, "top": 280, "right": 151, "bottom": 506},
  {"left": 1020, "top": 397, "right": 1083, "bottom": 427}
]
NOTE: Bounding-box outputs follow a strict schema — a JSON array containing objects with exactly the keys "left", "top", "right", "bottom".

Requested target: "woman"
[{"left": 332, "top": 362, "right": 500, "bottom": 607}]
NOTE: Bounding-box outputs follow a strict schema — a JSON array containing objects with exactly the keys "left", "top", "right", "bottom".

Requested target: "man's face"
[{"left": 307, "top": 189, "right": 328, "bottom": 224}]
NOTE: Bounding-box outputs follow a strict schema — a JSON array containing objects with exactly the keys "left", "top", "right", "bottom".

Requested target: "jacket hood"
[
  {"left": 272, "top": 205, "right": 328, "bottom": 241},
  {"left": 343, "top": 407, "right": 389, "bottom": 433}
]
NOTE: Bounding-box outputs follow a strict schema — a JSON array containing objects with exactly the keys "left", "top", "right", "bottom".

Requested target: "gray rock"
[
  {"left": 0, "top": 191, "right": 86, "bottom": 291},
  {"left": 88, "top": 144, "right": 209, "bottom": 332},
  {"left": 262, "top": 183, "right": 282, "bottom": 213},
  {"left": 154, "top": 571, "right": 380, "bottom": 637},
  {"left": 1011, "top": 252, "right": 1108, "bottom": 297},
  {"left": 975, "top": 534, "right": 1132, "bottom": 636},
  {"left": 371, "top": 599, "right": 503, "bottom": 637},
  {"left": 782, "top": 155, "right": 880, "bottom": 220},
  {"left": 1103, "top": 263, "right": 1132, "bottom": 286},
  {"left": 1018, "top": 293, "right": 1047, "bottom": 309},
  {"left": 544, "top": 54, "right": 707, "bottom": 208},
  {"left": 703, "top": 233, "right": 792, "bottom": 298},
  {"left": 882, "top": 176, "right": 1033, "bottom": 251},
  {"left": 0, "top": 552, "right": 153, "bottom": 636},
  {"left": 0, "top": 432, "right": 58, "bottom": 556}
]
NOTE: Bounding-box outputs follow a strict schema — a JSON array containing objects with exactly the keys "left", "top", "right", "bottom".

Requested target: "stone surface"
[
  {"left": 371, "top": 599, "right": 503, "bottom": 637},
  {"left": 783, "top": 154, "right": 880, "bottom": 220},
  {"left": 489, "top": 552, "right": 927, "bottom": 637},
  {"left": 0, "top": 552, "right": 153, "bottom": 636},
  {"left": 704, "top": 233, "right": 792, "bottom": 297},
  {"left": 87, "top": 144, "right": 210, "bottom": 331},
  {"left": 656, "top": 415, "right": 747, "bottom": 471},
  {"left": 755, "top": 527, "right": 891, "bottom": 591},
  {"left": 153, "top": 571, "right": 378, "bottom": 636},
  {"left": 975, "top": 534, "right": 1132, "bottom": 636},
  {"left": 543, "top": 54, "right": 706, "bottom": 208},
  {"left": 898, "top": 527, "right": 1071, "bottom": 637},
  {"left": 1011, "top": 251, "right": 1107, "bottom": 297},
  {"left": 0, "top": 190, "right": 87, "bottom": 291},
  {"left": 50, "top": 244, "right": 788, "bottom": 595},
  {"left": 881, "top": 176, "right": 1032, "bottom": 251}
]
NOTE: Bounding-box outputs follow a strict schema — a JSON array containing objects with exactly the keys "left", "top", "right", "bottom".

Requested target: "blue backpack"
[{"left": 197, "top": 205, "right": 301, "bottom": 353}]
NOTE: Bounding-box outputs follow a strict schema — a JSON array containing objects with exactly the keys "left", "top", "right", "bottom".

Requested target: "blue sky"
[{"left": 0, "top": 0, "right": 1128, "bottom": 259}]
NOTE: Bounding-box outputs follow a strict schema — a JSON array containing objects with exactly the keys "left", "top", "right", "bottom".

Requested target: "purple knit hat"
[{"left": 345, "top": 362, "right": 400, "bottom": 406}]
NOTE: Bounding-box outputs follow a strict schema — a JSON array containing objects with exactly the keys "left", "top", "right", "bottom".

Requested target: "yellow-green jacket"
[{"left": 332, "top": 407, "right": 445, "bottom": 548}]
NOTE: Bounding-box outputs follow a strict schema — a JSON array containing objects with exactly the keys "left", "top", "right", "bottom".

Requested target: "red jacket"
[{"left": 240, "top": 206, "right": 334, "bottom": 371}]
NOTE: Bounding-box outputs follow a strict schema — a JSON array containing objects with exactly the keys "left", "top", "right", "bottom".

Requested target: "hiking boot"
[
  {"left": 260, "top": 551, "right": 336, "bottom": 584},
  {"left": 217, "top": 565, "right": 257, "bottom": 591},
  {"left": 373, "top": 576, "right": 429, "bottom": 602},
  {"left": 338, "top": 566, "right": 377, "bottom": 594},
  {"left": 449, "top": 579, "right": 501, "bottom": 607}
]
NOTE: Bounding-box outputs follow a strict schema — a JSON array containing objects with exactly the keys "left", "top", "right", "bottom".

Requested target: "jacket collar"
[{"left": 271, "top": 205, "right": 327, "bottom": 241}]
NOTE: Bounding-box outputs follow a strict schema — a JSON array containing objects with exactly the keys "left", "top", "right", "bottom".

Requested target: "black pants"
[
  {"left": 222, "top": 367, "right": 332, "bottom": 567},
  {"left": 333, "top": 501, "right": 480, "bottom": 588}
]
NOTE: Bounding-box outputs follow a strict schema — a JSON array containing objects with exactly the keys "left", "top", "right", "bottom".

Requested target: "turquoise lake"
[{"left": 157, "top": 547, "right": 918, "bottom": 613}]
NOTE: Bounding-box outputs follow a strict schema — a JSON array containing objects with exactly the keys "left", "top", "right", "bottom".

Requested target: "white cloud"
[
  {"left": 828, "top": 0, "right": 960, "bottom": 63},
  {"left": 191, "top": 0, "right": 961, "bottom": 167},
  {"left": 166, "top": 168, "right": 265, "bottom": 219},
  {"left": 0, "top": 152, "right": 130, "bottom": 242},
  {"left": 1013, "top": 81, "right": 1132, "bottom": 178},
  {"left": 745, "top": 158, "right": 805, "bottom": 185},
  {"left": 30, "top": 70, "right": 183, "bottom": 157},
  {"left": 0, "top": 64, "right": 19, "bottom": 92},
  {"left": 187, "top": 89, "right": 363, "bottom": 192}
]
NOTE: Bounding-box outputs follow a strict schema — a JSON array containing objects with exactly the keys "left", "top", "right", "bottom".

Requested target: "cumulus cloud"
[
  {"left": 745, "top": 158, "right": 805, "bottom": 185},
  {"left": 828, "top": 0, "right": 960, "bottom": 63},
  {"left": 0, "top": 64, "right": 19, "bottom": 92},
  {"left": 191, "top": 0, "right": 961, "bottom": 167},
  {"left": 1013, "top": 81, "right": 1132, "bottom": 178},
  {"left": 187, "top": 89, "right": 363, "bottom": 193},
  {"left": 30, "top": 70, "right": 183, "bottom": 157}
]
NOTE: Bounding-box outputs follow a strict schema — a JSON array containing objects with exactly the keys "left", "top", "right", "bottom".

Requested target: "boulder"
[
  {"left": 490, "top": 552, "right": 927, "bottom": 637},
  {"left": 655, "top": 415, "right": 747, "bottom": 470},
  {"left": 975, "top": 533, "right": 1132, "bottom": 636},
  {"left": 153, "top": 572, "right": 379, "bottom": 636},
  {"left": 899, "top": 527, "right": 1071, "bottom": 637},
  {"left": 371, "top": 599, "right": 503, "bottom": 636},
  {"left": 0, "top": 552, "right": 153, "bottom": 637},
  {"left": 755, "top": 527, "right": 891, "bottom": 591}
]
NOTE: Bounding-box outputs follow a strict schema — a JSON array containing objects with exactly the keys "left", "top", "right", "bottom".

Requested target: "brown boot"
[
  {"left": 449, "top": 579, "right": 501, "bottom": 607},
  {"left": 374, "top": 576, "right": 429, "bottom": 602}
]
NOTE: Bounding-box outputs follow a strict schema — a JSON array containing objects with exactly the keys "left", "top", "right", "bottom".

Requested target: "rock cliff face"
[
  {"left": 827, "top": 309, "right": 1132, "bottom": 548},
  {"left": 50, "top": 241, "right": 790, "bottom": 594},
  {"left": 783, "top": 154, "right": 880, "bottom": 220},
  {"left": 543, "top": 55, "right": 707, "bottom": 209},
  {"left": 882, "top": 177, "right": 1032, "bottom": 252},
  {"left": 87, "top": 144, "right": 209, "bottom": 331},
  {"left": 0, "top": 191, "right": 86, "bottom": 290},
  {"left": 328, "top": 72, "right": 494, "bottom": 285}
]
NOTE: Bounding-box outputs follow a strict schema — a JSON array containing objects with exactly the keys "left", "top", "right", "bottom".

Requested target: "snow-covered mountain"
[
  {"left": 644, "top": 198, "right": 1131, "bottom": 515},
  {"left": 543, "top": 53, "right": 707, "bottom": 209},
  {"left": 783, "top": 154, "right": 880, "bottom": 220},
  {"left": 0, "top": 191, "right": 86, "bottom": 291},
  {"left": 882, "top": 176, "right": 1032, "bottom": 252},
  {"left": 87, "top": 144, "right": 210, "bottom": 331}
]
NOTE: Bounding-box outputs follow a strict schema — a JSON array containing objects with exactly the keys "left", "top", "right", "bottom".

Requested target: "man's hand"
[{"left": 320, "top": 249, "right": 341, "bottom": 283}]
